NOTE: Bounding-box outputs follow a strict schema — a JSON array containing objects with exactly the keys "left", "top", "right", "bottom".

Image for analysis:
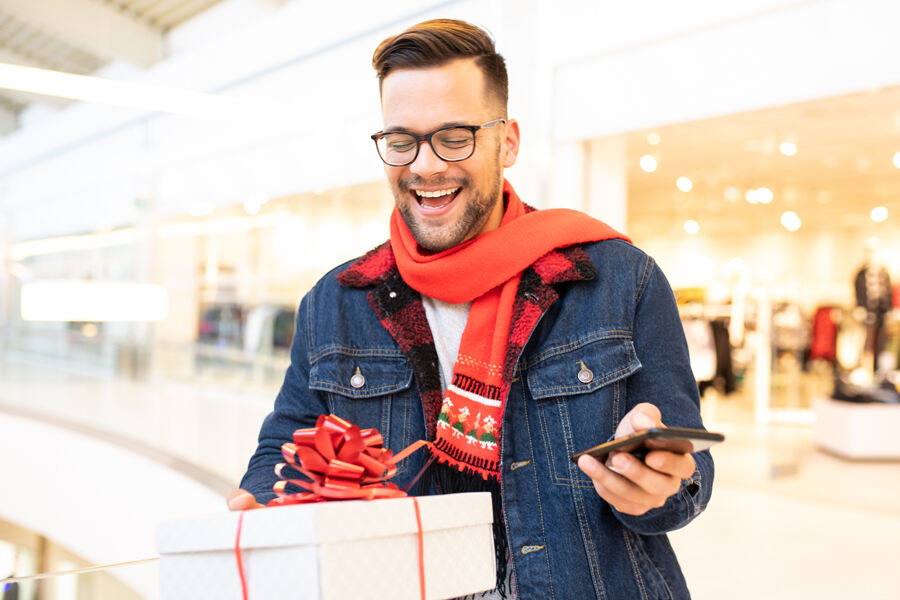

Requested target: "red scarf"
[{"left": 391, "top": 180, "right": 628, "bottom": 480}]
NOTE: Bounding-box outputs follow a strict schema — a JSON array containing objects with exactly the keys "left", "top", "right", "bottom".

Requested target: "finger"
[
  {"left": 227, "top": 489, "right": 262, "bottom": 511},
  {"left": 590, "top": 481, "right": 648, "bottom": 516},
  {"left": 643, "top": 451, "right": 697, "bottom": 480},
  {"left": 608, "top": 452, "right": 684, "bottom": 499},
  {"left": 632, "top": 403, "right": 663, "bottom": 429},
  {"left": 579, "top": 454, "right": 661, "bottom": 508}
]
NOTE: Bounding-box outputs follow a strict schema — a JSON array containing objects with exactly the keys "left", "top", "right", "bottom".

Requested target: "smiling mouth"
[{"left": 413, "top": 187, "right": 461, "bottom": 209}]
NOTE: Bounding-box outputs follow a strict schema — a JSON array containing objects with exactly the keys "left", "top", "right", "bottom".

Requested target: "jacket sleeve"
[
  {"left": 239, "top": 291, "right": 329, "bottom": 504},
  {"left": 611, "top": 256, "right": 715, "bottom": 535}
]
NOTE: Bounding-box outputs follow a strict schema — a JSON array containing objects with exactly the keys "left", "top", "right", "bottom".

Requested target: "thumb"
[
  {"left": 227, "top": 489, "right": 263, "bottom": 511},
  {"left": 615, "top": 403, "right": 663, "bottom": 438}
]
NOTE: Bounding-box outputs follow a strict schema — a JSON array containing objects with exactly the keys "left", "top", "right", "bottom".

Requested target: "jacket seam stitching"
[
  {"left": 635, "top": 255, "right": 654, "bottom": 307},
  {"left": 305, "top": 291, "right": 314, "bottom": 361},
  {"left": 309, "top": 346, "right": 406, "bottom": 362},
  {"left": 308, "top": 380, "right": 410, "bottom": 396},
  {"left": 537, "top": 397, "right": 562, "bottom": 485},
  {"left": 561, "top": 402, "right": 606, "bottom": 597},
  {"left": 521, "top": 383, "right": 557, "bottom": 599},
  {"left": 620, "top": 526, "right": 650, "bottom": 600}
]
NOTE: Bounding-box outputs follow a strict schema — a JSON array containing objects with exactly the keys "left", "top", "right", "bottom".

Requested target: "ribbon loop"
[{"left": 269, "top": 414, "right": 431, "bottom": 506}]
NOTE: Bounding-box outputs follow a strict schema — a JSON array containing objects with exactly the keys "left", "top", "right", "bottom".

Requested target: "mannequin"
[{"left": 853, "top": 247, "right": 892, "bottom": 372}]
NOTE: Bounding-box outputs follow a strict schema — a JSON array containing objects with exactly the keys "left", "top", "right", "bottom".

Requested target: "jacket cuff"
[{"left": 612, "top": 452, "right": 712, "bottom": 535}]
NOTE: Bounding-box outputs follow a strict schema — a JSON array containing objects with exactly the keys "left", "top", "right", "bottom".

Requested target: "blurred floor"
[
  {"left": 672, "top": 392, "right": 900, "bottom": 600},
  {"left": 1, "top": 352, "right": 899, "bottom": 598}
]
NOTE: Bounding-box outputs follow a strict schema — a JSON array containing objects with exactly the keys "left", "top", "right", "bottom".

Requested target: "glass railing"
[
  {"left": 1, "top": 558, "right": 160, "bottom": 600},
  {"left": 0, "top": 344, "right": 280, "bottom": 488}
]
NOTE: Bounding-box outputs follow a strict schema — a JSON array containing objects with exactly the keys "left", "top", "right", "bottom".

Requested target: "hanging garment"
[
  {"left": 709, "top": 319, "right": 736, "bottom": 394},
  {"left": 809, "top": 306, "right": 838, "bottom": 362}
]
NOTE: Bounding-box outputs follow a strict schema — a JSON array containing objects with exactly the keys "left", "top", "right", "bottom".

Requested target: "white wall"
[{"left": 553, "top": 0, "right": 900, "bottom": 140}]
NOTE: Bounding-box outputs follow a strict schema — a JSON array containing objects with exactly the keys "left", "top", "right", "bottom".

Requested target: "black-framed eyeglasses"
[{"left": 371, "top": 119, "right": 506, "bottom": 166}]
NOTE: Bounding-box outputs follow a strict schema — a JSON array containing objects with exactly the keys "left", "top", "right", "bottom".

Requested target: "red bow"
[
  {"left": 268, "top": 414, "right": 428, "bottom": 505},
  {"left": 236, "top": 415, "right": 432, "bottom": 600}
]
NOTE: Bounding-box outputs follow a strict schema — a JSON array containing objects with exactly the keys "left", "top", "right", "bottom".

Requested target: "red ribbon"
[
  {"left": 267, "top": 413, "right": 429, "bottom": 506},
  {"left": 234, "top": 510, "right": 249, "bottom": 600},
  {"left": 235, "top": 414, "right": 432, "bottom": 599}
]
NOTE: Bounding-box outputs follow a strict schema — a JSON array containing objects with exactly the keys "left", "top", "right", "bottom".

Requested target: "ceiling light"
[
  {"left": 779, "top": 142, "right": 797, "bottom": 156},
  {"left": 647, "top": 132, "right": 661, "bottom": 145},
  {"left": 640, "top": 155, "right": 658, "bottom": 172},
  {"left": 676, "top": 177, "right": 693, "bottom": 192},
  {"left": 871, "top": 206, "right": 888, "bottom": 222},
  {"left": 724, "top": 186, "right": 740, "bottom": 202},
  {"left": 745, "top": 189, "right": 759, "bottom": 204},
  {"left": 756, "top": 187, "right": 774, "bottom": 204},
  {"left": 894, "top": 151, "right": 900, "bottom": 169},
  {"left": 781, "top": 211, "right": 801, "bottom": 232},
  {"left": 10, "top": 228, "right": 137, "bottom": 260},
  {"left": 683, "top": 220, "right": 699, "bottom": 235},
  {"left": 0, "top": 61, "right": 305, "bottom": 125}
]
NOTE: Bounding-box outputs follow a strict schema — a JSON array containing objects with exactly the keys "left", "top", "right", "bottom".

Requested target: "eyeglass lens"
[{"left": 377, "top": 128, "right": 475, "bottom": 165}]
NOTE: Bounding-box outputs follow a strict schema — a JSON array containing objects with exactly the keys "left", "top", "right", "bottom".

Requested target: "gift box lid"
[{"left": 157, "top": 492, "right": 492, "bottom": 554}]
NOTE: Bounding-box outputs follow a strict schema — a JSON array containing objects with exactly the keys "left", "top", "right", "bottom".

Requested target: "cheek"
[{"left": 385, "top": 167, "right": 405, "bottom": 190}]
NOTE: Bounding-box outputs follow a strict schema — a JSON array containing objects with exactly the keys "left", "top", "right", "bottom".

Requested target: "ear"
[{"left": 501, "top": 119, "right": 521, "bottom": 168}]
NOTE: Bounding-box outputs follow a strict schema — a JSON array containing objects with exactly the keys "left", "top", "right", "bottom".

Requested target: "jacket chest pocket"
[
  {"left": 309, "top": 350, "right": 416, "bottom": 475},
  {"left": 525, "top": 335, "right": 641, "bottom": 488}
]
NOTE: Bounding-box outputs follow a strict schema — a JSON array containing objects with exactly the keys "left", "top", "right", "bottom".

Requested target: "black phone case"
[{"left": 571, "top": 427, "right": 725, "bottom": 463}]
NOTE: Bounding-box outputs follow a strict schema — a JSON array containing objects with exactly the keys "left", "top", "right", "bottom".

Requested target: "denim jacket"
[{"left": 241, "top": 237, "right": 714, "bottom": 600}]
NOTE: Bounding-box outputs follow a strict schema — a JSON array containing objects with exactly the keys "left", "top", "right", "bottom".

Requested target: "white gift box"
[{"left": 156, "top": 491, "right": 495, "bottom": 600}]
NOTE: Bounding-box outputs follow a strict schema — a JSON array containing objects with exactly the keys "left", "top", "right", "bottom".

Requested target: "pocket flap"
[
  {"left": 309, "top": 350, "right": 413, "bottom": 398},
  {"left": 527, "top": 335, "right": 641, "bottom": 400}
]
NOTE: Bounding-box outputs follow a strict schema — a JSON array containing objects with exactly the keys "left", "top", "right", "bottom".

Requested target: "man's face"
[{"left": 380, "top": 58, "right": 519, "bottom": 252}]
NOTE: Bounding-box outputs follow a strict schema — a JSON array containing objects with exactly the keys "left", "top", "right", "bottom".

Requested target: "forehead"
[{"left": 380, "top": 58, "right": 490, "bottom": 130}]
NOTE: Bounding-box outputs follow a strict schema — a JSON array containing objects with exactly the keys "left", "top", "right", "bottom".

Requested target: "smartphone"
[{"left": 571, "top": 427, "right": 724, "bottom": 463}]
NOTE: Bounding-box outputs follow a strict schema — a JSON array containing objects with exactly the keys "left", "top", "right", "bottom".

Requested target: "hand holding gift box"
[{"left": 157, "top": 415, "right": 496, "bottom": 600}]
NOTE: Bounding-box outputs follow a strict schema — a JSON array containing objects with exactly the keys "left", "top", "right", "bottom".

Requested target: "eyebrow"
[{"left": 382, "top": 121, "right": 469, "bottom": 133}]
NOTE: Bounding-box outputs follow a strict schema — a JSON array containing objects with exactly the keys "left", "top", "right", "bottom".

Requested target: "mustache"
[{"left": 398, "top": 175, "right": 469, "bottom": 192}]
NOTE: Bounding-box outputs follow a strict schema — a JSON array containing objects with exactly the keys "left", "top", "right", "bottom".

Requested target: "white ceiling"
[
  {"left": 0, "top": 0, "right": 224, "bottom": 134},
  {"left": 626, "top": 85, "right": 900, "bottom": 238}
]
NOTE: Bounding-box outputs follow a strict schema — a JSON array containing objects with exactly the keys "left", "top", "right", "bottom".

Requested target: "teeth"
[{"left": 414, "top": 188, "right": 459, "bottom": 198}]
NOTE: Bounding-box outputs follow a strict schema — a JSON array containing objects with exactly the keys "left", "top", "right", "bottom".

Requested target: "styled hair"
[{"left": 372, "top": 19, "right": 508, "bottom": 114}]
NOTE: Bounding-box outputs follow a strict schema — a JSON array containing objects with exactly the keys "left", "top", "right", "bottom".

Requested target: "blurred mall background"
[{"left": 1, "top": 0, "right": 900, "bottom": 598}]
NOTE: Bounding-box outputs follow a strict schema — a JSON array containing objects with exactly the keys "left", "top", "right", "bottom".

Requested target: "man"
[{"left": 230, "top": 19, "right": 713, "bottom": 599}]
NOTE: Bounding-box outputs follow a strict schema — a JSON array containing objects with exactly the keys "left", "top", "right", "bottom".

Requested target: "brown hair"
[{"left": 372, "top": 19, "right": 508, "bottom": 114}]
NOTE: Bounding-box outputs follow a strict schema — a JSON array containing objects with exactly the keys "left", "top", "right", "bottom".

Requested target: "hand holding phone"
[{"left": 571, "top": 427, "right": 724, "bottom": 464}]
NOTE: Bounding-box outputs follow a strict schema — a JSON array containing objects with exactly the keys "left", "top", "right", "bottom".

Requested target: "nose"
[{"left": 408, "top": 139, "right": 448, "bottom": 178}]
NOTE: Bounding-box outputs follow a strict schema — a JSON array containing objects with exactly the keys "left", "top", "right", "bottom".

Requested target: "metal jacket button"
[
  {"left": 350, "top": 367, "right": 365, "bottom": 389},
  {"left": 577, "top": 361, "right": 594, "bottom": 384}
]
